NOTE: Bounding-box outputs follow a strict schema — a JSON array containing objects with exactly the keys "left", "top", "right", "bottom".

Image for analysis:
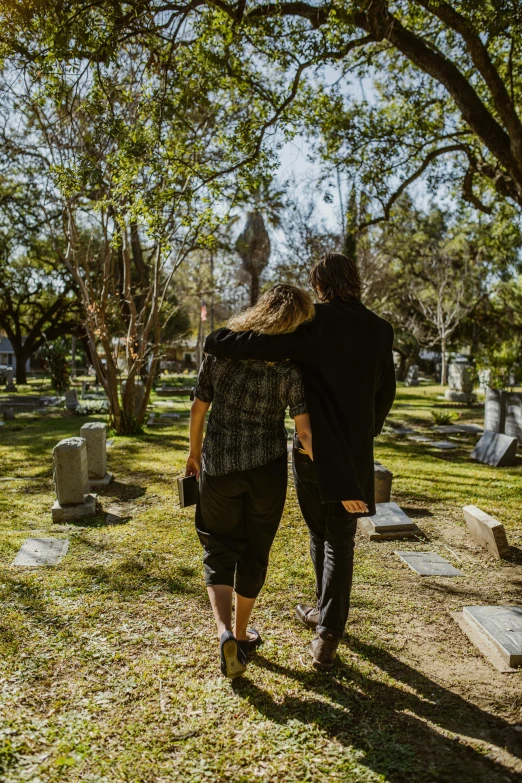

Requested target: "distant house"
[
  {"left": 162, "top": 338, "right": 198, "bottom": 370},
  {"left": 0, "top": 336, "right": 40, "bottom": 371}
]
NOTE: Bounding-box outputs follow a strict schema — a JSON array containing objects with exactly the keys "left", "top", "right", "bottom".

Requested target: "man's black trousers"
[
  {"left": 195, "top": 453, "right": 287, "bottom": 599},
  {"left": 292, "top": 440, "right": 357, "bottom": 640}
]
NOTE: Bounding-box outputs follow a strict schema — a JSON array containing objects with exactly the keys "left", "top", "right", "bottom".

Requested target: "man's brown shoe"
[
  {"left": 310, "top": 635, "right": 339, "bottom": 670},
  {"left": 295, "top": 604, "right": 320, "bottom": 630}
]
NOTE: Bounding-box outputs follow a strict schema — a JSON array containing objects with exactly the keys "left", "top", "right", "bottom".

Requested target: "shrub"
[
  {"left": 40, "top": 338, "right": 71, "bottom": 395},
  {"left": 431, "top": 410, "right": 459, "bottom": 426}
]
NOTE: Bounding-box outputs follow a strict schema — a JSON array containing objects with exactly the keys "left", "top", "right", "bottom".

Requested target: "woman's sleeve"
[
  {"left": 287, "top": 367, "right": 308, "bottom": 418},
  {"left": 191, "top": 354, "right": 215, "bottom": 403}
]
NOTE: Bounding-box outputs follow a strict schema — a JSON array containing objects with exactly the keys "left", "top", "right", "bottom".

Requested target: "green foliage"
[
  {"left": 40, "top": 338, "right": 71, "bottom": 395},
  {"left": 431, "top": 410, "right": 459, "bottom": 426},
  {"left": 475, "top": 338, "right": 522, "bottom": 390}
]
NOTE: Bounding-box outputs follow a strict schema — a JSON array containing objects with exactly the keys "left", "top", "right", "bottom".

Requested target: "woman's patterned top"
[{"left": 193, "top": 354, "right": 307, "bottom": 475}]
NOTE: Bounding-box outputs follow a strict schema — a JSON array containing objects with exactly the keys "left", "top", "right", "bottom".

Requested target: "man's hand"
[
  {"left": 185, "top": 454, "right": 201, "bottom": 480},
  {"left": 342, "top": 500, "right": 369, "bottom": 514}
]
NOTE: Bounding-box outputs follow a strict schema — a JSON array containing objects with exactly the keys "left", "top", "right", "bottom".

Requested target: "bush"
[
  {"left": 431, "top": 410, "right": 459, "bottom": 426},
  {"left": 40, "top": 338, "right": 71, "bottom": 395}
]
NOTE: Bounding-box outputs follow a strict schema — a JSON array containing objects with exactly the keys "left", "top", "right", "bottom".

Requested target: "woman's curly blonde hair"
[{"left": 228, "top": 284, "right": 315, "bottom": 335}]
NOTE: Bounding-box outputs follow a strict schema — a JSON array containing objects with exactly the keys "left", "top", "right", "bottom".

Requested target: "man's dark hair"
[{"left": 309, "top": 252, "right": 362, "bottom": 302}]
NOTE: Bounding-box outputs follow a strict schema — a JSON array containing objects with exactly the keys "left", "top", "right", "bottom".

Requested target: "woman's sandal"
[
  {"left": 237, "top": 628, "right": 263, "bottom": 657},
  {"left": 220, "top": 631, "right": 247, "bottom": 678}
]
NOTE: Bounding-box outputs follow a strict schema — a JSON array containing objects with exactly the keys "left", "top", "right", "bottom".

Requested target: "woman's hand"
[
  {"left": 342, "top": 500, "right": 369, "bottom": 514},
  {"left": 185, "top": 454, "right": 201, "bottom": 480}
]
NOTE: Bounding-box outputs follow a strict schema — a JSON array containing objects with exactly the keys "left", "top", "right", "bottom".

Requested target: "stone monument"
[
  {"left": 471, "top": 430, "right": 518, "bottom": 467},
  {"left": 3, "top": 407, "right": 15, "bottom": 421},
  {"left": 484, "top": 388, "right": 505, "bottom": 432},
  {"left": 80, "top": 422, "right": 113, "bottom": 487},
  {"left": 52, "top": 437, "right": 97, "bottom": 521},
  {"left": 374, "top": 462, "right": 393, "bottom": 503},
  {"left": 505, "top": 392, "right": 522, "bottom": 445},
  {"left": 5, "top": 369, "right": 16, "bottom": 392},
  {"left": 65, "top": 388, "right": 79, "bottom": 411},
  {"left": 404, "top": 365, "right": 419, "bottom": 387},
  {"left": 445, "top": 362, "right": 474, "bottom": 403}
]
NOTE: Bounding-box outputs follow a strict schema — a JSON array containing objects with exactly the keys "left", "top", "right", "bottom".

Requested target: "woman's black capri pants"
[{"left": 195, "top": 453, "right": 287, "bottom": 599}]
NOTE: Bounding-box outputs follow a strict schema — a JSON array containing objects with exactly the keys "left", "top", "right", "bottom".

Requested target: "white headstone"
[{"left": 80, "top": 422, "right": 107, "bottom": 479}]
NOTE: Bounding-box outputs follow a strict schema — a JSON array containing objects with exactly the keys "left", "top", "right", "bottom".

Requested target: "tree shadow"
[
  {"left": 507, "top": 546, "right": 522, "bottom": 565},
  {"left": 234, "top": 640, "right": 521, "bottom": 783},
  {"left": 81, "top": 558, "right": 203, "bottom": 597},
  {"left": 101, "top": 480, "right": 146, "bottom": 502}
]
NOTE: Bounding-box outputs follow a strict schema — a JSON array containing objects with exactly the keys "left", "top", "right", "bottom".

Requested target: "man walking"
[{"left": 204, "top": 253, "right": 396, "bottom": 668}]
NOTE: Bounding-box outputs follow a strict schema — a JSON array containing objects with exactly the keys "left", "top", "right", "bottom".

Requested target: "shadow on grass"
[
  {"left": 507, "top": 546, "right": 522, "bottom": 565},
  {"left": 235, "top": 640, "right": 521, "bottom": 783},
  {"left": 81, "top": 557, "right": 202, "bottom": 596}
]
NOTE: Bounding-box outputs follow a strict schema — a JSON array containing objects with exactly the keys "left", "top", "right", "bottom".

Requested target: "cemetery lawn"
[{"left": 1, "top": 384, "right": 521, "bottom": 783}]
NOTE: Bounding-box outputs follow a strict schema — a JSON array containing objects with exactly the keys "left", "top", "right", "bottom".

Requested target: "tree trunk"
[
  {"left": 250, "top": 270, "right": 260, "bottom": 306},
  {"left": 15, "top": 354, "right": 27, "bottom": 385},
  {"left": 441, "top": 338, "right": 447, "bottom": 386},
  {"left": 71, "top": 335, "right": 76, "bottom": 379}
]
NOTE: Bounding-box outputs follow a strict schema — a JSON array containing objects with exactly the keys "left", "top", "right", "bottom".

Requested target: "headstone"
[
  {"left": 505, "top": 392, "right": 522, "bottom": 446},
  {"left": 389, "top": 426, "right": 415, "bottom": 435},
  {"left": 3, "top": 407, "right": 15, "bottom": 421},
  {"left": 471, "top": 431, "right": 517, "bottom": 467},
  {"left": 451, "top": 611, "right": 517, "bottom": 673},
  {"left": 484, "top": 388, "right": 506, "bottom": 433},
  {"left": 358, "top": 502, "right": 420, "bottom": 541},
  {"left": 5, "top": 369, "right": 16, "bottom": 392},
  {"left": 12, "top": 538, "right": 69, "bottom": 566},
  {"left": 374, "top": 462, "right": 393, "bottom": 504},
  {"left": 462, "top": 505, "right": 510, "bottom": 559},
  {"left": 447, "top": 362, "right": 473, "bottom": 394},
  {"left": 52, "top": 437, "right": 96, "bottom": 521},
  {"left": 81, "top": 381, "right": 90, "bottom": 399},
  {"left": 431, "top": 441, "right": 458, "bottom": 450},
  {"left": 395, "top": 551, "right": 464, "bottom": 576},
  {"left": 404, "top": 365, "right": 419, "bottom": 387},
  {"left": 408, "top": 435, "right": 433, "bottom": 443},
  {"left": 444, "top": 390, "right": 472, "bottom": 402},
  {"left": 80, "top": 422, "right": 112, "bottom": 487},
  {"left": 463, "top": 606, "right": 522, "bottom": 667},
  {"left": 65, "top": 389, "right": 79, "bottom": 411}
]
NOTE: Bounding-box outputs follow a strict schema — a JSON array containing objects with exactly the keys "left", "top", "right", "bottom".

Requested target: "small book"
[{"left": 177, "top": 474, "right": 199, "bottom": 508}]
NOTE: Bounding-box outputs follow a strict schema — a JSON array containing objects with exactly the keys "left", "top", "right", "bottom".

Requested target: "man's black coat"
[{"left": 204, "top": 297, "right": 396, "bottom": 516}]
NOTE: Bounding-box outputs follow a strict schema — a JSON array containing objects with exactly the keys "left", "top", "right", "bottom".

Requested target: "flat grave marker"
[
  {"left": 431, "top": 441, "right": 458, "bottom": 450},
  {"left": 471, "top": 431, "right": 518, "bottom": 467},
  {"left": 358, "top": 502, "right": 421, "bottom": 541},
  {"left": 13, "top": 537, "right": 69, "bottom": 566},
  {"left": 463, "top": 606, "right": 522, "bottom": 667},
  {"left": 459, "top": 423, "right": 483, "bottom": 433},
  {"left": 408, "top": 435, "right": 433, "bottom": 443},
  {"left": 395, "top": 550, "right": 464, "bottom": 576}
]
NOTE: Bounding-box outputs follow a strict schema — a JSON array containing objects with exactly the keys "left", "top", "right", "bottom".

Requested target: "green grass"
[{"left": 0, "top": 386, "right": 521, "bottom": 782}]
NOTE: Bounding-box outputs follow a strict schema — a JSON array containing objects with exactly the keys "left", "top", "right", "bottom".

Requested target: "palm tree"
[{"left": 235, "top": 211, "right": 271, "bottom": 305}]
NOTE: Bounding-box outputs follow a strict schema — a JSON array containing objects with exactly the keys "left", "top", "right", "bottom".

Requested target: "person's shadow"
[{"left": 232, "top": 639, "right": 522, "bottom": 783}]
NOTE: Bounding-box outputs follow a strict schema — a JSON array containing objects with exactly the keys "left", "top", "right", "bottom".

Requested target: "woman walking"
[{"left": 185, "top": 285, "right": 314, "bottom": 678}]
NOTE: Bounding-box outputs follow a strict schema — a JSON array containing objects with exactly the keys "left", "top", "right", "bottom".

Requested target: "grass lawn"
[{"left": 0, "top": 383, "right": 521, "bottom": 782}]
